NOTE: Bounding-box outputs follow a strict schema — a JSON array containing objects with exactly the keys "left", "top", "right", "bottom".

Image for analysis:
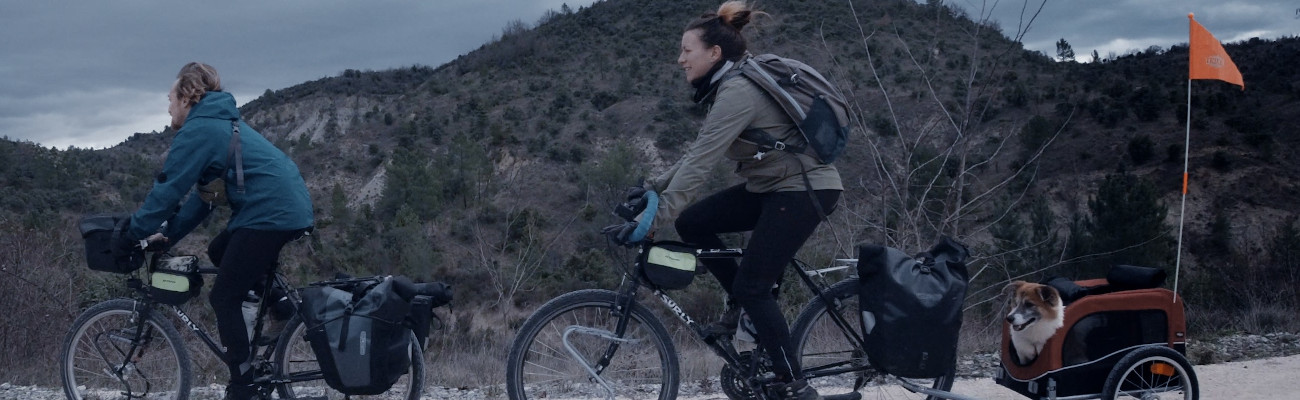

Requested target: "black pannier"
[
  {"left": 78, "top": 213, "right": 145, "bottom": 274},
  {"left": 857, "top": 237, "right": 969, "bottom": 379},
  {"left": 397, "top": 278, "right": 453, "bottom": 348},
  {"left": 298, "top": 276, "right": 413, "bottom": 395}
]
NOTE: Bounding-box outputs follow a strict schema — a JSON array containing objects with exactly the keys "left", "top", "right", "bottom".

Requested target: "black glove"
[
  {"left": 113, "top": 222, "right": 140, "bottom": 255},
  {"left": 614, "top": 184, "right": 651, "bottom": 222},
  {"left": 601, "top": 221, "right": 639, "bottom": 247},
  {"left": 624, "top": 185, "right": 647, "bottom": 202}
]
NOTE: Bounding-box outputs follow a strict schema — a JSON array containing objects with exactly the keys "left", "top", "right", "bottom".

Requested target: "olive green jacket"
[{"left": 647, "top": 73, "right": 843, "bottom": 228}]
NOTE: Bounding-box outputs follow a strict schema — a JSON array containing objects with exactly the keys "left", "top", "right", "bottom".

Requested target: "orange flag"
[{"left": 1188, "top": 13, "right": 1244, "bottom": 88}]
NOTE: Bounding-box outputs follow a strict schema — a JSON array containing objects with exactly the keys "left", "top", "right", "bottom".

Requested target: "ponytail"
[
  {"left": 684, "top": 1, "right": 766, "bottom": 62},
  {"left": 716, "top": 1, "right": 753, "bottom": 31}
]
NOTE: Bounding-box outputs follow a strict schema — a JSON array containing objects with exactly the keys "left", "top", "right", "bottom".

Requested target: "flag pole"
[{"left": 1174, "top": 76, "right": 1192, "bottom": 304}]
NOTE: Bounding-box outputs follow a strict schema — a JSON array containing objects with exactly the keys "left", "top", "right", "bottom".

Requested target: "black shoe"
[
  {"left": 770, "top": 379, "right": 822, "bottom": 400},
  {"left": 223, "top": 383, "right": 264, "bottom": 400}
]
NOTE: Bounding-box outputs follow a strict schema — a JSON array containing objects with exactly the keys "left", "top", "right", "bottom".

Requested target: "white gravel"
[{"left": 8, "top": 333, "right": 1297, "bottom": 399}]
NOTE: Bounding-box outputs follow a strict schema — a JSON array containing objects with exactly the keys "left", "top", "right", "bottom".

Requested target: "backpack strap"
[
  {"left": 227, "top": 120, "right": 245, "bottom": 195},
  {"left": 793, "top": 156, "right": 830, "bottom": 222},
  {"left": 738, "top": 128, "right": 808, "bottom": 160},
  {"left": 736, "top": 57, "right": 817, "bottom": 160}
]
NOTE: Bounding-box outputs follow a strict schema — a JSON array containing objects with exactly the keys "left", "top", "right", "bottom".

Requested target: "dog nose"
[{"left": 1005, "top": 315, "right": 1015, "bottom": 323}]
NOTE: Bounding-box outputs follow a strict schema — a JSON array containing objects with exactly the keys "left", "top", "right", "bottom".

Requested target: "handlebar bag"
[
  {"left": 639, "top": 241, "right": 698, "bottom": 290},
  {"left": 298, "top": 277, "right": 412, "bottom": 395},
  {"left": 78, "top": 213, "right": 145, "bottom": 273},
  {"left": 149, "top": 255, "right": 203, "bottom": 305},
  {"left": 857, "top": 236, "right": 969, "bottom": 378}
]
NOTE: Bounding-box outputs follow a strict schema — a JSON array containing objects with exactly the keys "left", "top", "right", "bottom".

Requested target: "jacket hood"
[{"left": 186, "top": 91, "right": 239, "bottom": 122}]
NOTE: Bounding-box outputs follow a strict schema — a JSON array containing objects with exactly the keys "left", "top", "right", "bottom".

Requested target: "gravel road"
[{"left": 7, "top": 333, "right": 1297, "bottom": 399}]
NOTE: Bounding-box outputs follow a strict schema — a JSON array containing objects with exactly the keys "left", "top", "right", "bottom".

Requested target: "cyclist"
[
  {"left": 635, "top": 2, "right": 843, "bottom": 399},
  {"left": 118, "top": 62, "right": 314, "bottom": 400}
]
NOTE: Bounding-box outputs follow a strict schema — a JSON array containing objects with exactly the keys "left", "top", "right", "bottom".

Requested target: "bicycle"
[
  {"left": 60, "top": 248, "right": 432, "bottom": 400},
  {"left": 504, "top": 192, "right": 956, "bottom": 400}
]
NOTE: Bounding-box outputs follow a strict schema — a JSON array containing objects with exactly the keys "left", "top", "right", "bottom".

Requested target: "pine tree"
[
  {"left": 1056, "top": 38, "right": 1076, "bottom": 62},
  {"left": 1067, "top": 172, "right": 1174, "bottom": 278}
]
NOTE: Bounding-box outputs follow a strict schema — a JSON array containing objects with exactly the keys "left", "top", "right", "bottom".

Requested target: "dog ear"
[
  {"left": 1002, "top": 281, "right": 1024, "bottom": 300},
  {"left": 1037, "top": 284, "right": 1060, "bottom": 304}
]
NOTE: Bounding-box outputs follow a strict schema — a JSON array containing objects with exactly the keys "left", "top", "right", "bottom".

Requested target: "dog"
[{"left": 1004, "top": 281, "right": 1065, "bottom": 364}]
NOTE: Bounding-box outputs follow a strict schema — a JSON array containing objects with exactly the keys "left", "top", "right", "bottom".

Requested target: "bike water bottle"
[
  {"left": 736, "top": 310, "right": 757, "bottom": 342},
  {"left": 241, "top": 290, "right": 260, "bottom": 340}
]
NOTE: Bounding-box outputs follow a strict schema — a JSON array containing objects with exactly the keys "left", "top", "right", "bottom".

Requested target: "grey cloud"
[{"left": 1, "top": 0, "right": 600, "bottom": 149}]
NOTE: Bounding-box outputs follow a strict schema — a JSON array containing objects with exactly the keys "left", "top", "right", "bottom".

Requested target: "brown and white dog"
[{"left": 1004, "top": 281, "right": 1065, "bottom": 364}]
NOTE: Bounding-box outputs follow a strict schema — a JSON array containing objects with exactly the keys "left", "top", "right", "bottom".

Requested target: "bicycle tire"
[
  {"left": 1101, "top": 345, "right": 1199, "bottom": 400},
  {"left": 61, "top": 298, "right": 192, "bottom": 400},
  {"left": 506, "top": 289, "right": 679, "bottom": 400},
  {"left": 790, "top": 278, "right": 955, "bottom": 400},
  {"left": 272, "top": 315, "right": 425, "bottom": 400}
]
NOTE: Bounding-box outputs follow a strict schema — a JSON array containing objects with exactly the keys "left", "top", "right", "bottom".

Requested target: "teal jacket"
[{"left": 129, "top": 91, "right": 313, "bottom": 242}]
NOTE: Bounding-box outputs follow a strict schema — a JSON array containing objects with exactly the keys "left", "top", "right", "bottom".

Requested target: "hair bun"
[{"left": 716, "top": 1, "right": 752, "bottom": 30}]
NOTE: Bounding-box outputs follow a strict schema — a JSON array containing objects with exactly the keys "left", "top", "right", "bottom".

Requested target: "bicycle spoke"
[
  {"left": 62, "top": 300, "right": 189, "bottom": 400},
  {"left": 508, "top": 290, "right": 677, "bottom": 400}
]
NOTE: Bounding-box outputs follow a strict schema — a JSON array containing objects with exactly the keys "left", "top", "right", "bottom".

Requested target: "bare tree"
[
  {"left": 466, "top": 205, "right": 579, "bottom": 313},
  {"left": 820, "top": 0, "right": 1081, "bottom": 305}
]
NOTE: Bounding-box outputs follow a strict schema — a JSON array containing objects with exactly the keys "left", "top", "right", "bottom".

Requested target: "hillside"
[{"left": 2, "top": 0, "right": 1298, "bottom": 387}]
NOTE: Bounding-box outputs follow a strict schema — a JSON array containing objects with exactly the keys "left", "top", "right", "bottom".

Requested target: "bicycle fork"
[
  {"left": 96, "top": 304, "right": 157, "bottom": 398},
  {"left": 561, "top": 326, "right": 642, "bottom": 400}
]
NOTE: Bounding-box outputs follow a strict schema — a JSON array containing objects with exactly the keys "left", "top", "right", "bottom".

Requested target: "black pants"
[
  {"left": 208, "top": 227, "right": 308, "bottom": 384},
  {"left": 675, "top": 184, "right": 840, "bottom": 381}
]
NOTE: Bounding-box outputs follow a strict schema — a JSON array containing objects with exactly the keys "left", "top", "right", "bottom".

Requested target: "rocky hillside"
[{"left": 2, "top": 0, "right": 1298, "bottom": 386}]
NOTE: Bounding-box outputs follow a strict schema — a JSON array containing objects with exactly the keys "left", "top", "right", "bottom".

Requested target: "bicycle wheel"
[
  {"left": 1102, "top": 346, "right": 1199, "bottom": 400},
  {"left": 61, "top": 298, "right": 192, "bottom": 400},
  {"left": 790, "top": 278, "right": 955, "bottom": 400},
  {"left": 272, "top": 315, "right": 425, "bottom": 400},
  {"left": 506, "top": 289, "right": 679, "bottom": 400}
]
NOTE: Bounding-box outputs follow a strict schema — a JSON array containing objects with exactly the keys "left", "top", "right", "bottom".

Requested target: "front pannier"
[
  {"left": 639, "top": 242, "right": 698, "bottom": 290},
  {"left": 78, "top": 213, "right": 145, "bottom": 274},
  {"left": 298, "top": 277, "right": 413, "bottom": 395},
  {"left": 857, "top": 237, "right": 969, "bottom": 379}
]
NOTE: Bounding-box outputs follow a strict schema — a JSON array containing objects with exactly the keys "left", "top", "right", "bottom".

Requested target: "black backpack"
[
  {"left": 737, "top": 54, "right": 852, "bottom": 164},
  {"left": 857, "top": 237, "right": 969, "bottom": 379},
  {"left": 298, "top": 276, "right": 413, "bottom": 395}
]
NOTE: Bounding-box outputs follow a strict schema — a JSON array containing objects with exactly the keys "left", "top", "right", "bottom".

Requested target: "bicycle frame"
[
  {"left": 586, "top": 241, "right": 871, "bottom": 390},
  {"left": 123, "top": 254, "right": 315, "bottom": 385}
]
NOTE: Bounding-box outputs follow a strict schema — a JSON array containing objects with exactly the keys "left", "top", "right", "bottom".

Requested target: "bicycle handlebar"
[{"left": 627, "top": 191, "right": 658, "bottom": 244}]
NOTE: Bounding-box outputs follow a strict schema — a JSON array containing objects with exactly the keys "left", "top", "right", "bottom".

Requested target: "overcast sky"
[{"left": 2, "top": 0, "right": 1296, "bottom": 150}]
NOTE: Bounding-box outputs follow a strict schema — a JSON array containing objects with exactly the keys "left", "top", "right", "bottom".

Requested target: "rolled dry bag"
[{"left": 857, "top": 236, "right": 969, "bottom": 378}]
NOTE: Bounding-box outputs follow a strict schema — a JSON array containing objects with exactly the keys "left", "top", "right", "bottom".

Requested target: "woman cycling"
[
  {"left": 642, "top": 2, "right": 843, "bottom": 399},
  {"left": 119, "top": 62, "right": 314, "bottom": 400}
]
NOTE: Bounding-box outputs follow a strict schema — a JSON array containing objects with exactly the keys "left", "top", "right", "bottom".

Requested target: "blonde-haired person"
[
  {"left": 123, "top": 62, "right": 314, "bottom": 400},
  {"left": 643, "top": 2, "right": 842, "bottom": 399}
]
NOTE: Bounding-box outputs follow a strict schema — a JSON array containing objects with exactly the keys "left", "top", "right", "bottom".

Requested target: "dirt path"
[
  {"left": 8, "top": 354, "right": 1297, "bottom": 399},
  {"left": 679, "top": 353, "right": 1300, "bottom": 399}
]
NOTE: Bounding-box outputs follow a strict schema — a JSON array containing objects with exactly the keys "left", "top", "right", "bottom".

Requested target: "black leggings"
[
  {"left": 675, "top": 184, "right": 840, "bottom": 381},
  {"left": 207, "top": 227, "right": 308, "bottom": 384}
]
